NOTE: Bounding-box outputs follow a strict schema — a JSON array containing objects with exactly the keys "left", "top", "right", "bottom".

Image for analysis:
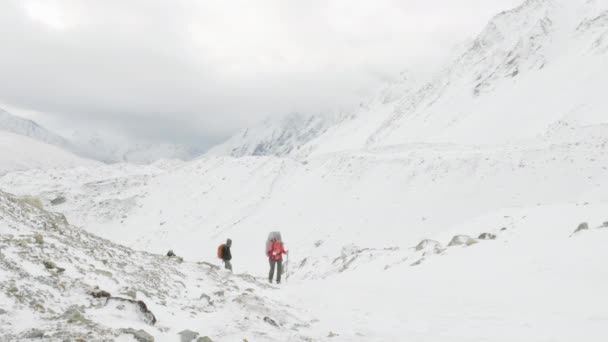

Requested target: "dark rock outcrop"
[
  {"left": 106, "top": 297, "right": 157, "bottom": 325},
  {"left": 478, "top": 233, "right": 497, "bottom": 240}
]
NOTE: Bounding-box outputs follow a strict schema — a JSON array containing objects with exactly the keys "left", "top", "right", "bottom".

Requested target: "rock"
[
  {"left": 602, "top": 221, "right": 608, "bottom": 228},
  {"left": 448, "top": 235, "right": 478, "bottom": 247},
  {"left": 24, "top": 328, "right": 45, "bottom": 339},
  {"left": 263, "top": 316, "right": 280, "bottom": 328},
  {"left": 415, "top": 239, "right": 441, "bottom": 251},
  {"left": 478, "top": 233, "right": 497, "bottom": 240},
  {"left": 94, "top": 269, "right": 113, "bottom": 277},
  {"left": 500, "top": 227, "right": 507, "bottom": 231},
  {"left": 0, "top": 308, "right": 7, "bottom": 315},
  {"left": 106, "top": 297, "right": 156, "bottom": 325},
  {"left": 197, "top": 337, "right": 213, "bottom": 342},
  {"left": 573, "top": 222, "right": 589, "bottom": 234},
  {"left": 179, "top": 330, "right": 200, "bottom": 342},
  {"left": 50, "top": 196, "right": 67, "bottom": 205},
  {"left": 43, "top": 260, "right": 56, "bottom": 269},
  {"left": 34, "top": 233, "right": 44, "bottom": 244},
  {"left": 328, "top": 331, "right": 339, "bottom": 338},
  {"left": 120, "top": 328, "right": 155, "bottom": 342},
  {"left": 213, "top": 290, "right": 224, "bottom": 297},
  {"left": 90, "top": 288, "right": 111, "bottom": 298},
  {"left": 62, "top": 306, "right": 90, "bottom": 324},
  {"left": 56, "top": 267, "right": 66, "bottom": 273}
]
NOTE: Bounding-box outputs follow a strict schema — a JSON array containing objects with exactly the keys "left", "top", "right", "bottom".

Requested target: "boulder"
[
  {"left": 197, "top": 337, "right": 213, "bottom": 342},
  {"left": 602, "top": 221, "right": 608, "bottom": 228},
  {"left": 573, "top": 222, "right": 589, "bottom": 234},
  {"left": 34, "top": 233, "right": 44, "bottom": 244},
  {"left": 178, "top": 330, "right": 199, "bottom": 342},
  {"left": 120, "top": 328, "right": 154, "bottom": 342},
  {"left": 106, "top": 297, "right": 156, "bottom": 325},
  {"left": 23, "top": 329, "right": 45, "bottom": 339},
  {"left": 62, "top": 306, "right": 90, "bottom": 324},
  {"left": 263, "top": 316, "right": 280, "bottom": 328},
  {"left": 478, "top": 233, "right": 497, "bottom": 240},
  {"left": 415, "top": 239, "right": 442, "bottom": 252},
  {"left": 90, "top": 288, "right": 111, "bottom": 298},
  {"left": 43, "top": 260, "right": 56, "bottom": 270},
  {"left": 448, "top": 235, "right": 478, "bottom": 247},
  {"left": 50, "top": 196, "right": 67, "bottom": 205}
]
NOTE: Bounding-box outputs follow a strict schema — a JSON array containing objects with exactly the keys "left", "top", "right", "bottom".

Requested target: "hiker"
[
  {"left": 218, "top": 238, "right": 233, "bottom": 271},
  {"left": 267, "top": 234, "right": 287, "bottom": 284}
]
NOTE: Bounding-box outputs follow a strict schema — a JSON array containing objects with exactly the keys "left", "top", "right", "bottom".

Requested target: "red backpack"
[{"left": 217, "top": 244, "right": 224, "bottom": 259}]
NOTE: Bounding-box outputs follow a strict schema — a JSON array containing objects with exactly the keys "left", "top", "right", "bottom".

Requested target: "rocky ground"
[{"left": 0, "top": 190, "right": 319, "bottom": 341}]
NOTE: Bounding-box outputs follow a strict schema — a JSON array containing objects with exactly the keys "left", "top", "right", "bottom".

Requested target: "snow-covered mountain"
[
  {"left": 0, "top": 107, "right": 202, "bottom": 164},
  {"left": 69, "top": 131, "right": 203, "bottom": 164},
  {"left": 209, "top": 0, "right": 608, "bottom": 158},
  {"left": 0, "top": 108, "right": 71, "bottom": 148},
  {"left": 2, "top": 0, "right": 608, "bottom": 340},
  {"left": 0, "top": 131, "right": 99, "bottom": 175},
  {"left": 206, "top": 113, "right": 338, "bottom": 158}
]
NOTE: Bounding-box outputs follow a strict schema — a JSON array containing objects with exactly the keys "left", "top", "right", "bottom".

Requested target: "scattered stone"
[
  {"left": 197, "top": 337, "right": 213, "bottom": 342},
  {"left": 573, "top": 222, "right": 589, "bottom": 235},
  {"left": 33, "top": 233, "right": 44, "bottom": 244},
  {"left": 124, "top": 289, "right": 137, "bottom": 299},
  {"left": 43, "top": 260, "right": 56, "bottom": 269},
  {"left": 448, "top": 235, "right": 478, "bottom": 247},
  {"left": 602, "top": 221, "right": 608, "bottom": 228},
  {"left": 213, "top": 290, "right": 224, "bottom": 297},
  {"left": 62, "top": 306, "right": 90, "bottom": 324},
  {"left": 50, "top": 196, "right": 67, "bottom": 205},
  {"left": 94, "top": 269, "right": 113, "bottom": 277},
  {"left": 0, "top": 308, "right": 7, "bottom": 315},
  {"left": 90, "top": 288, "right": 111, "bottom": 298},
  {"left": 107, "top": 297, "right": 157, "bottom": 325},
  {"left": 478, "top": 233, "right": 497, "bottom": 240},
  {"left": 263, "top": 316, "right": 280, "bottom": 328},
  {"left": 500, "top": 227, "right": 507, "bottom": 231},
  {"left": 179, "top": 330, "right": 200, "bottom": 342},
  {"left": 328, "top": 331, "right": 339, "bottom": 338},
  {"left": 120, "top": 328, "right": 155, "bottom": 342},
  {"left": 23, "top": 328, "right": 45, "bottom": 339},
  {"left": 56, "top": 267, "right": 66, "bottom": 273},
  {"left": 410, "top": 258, "right": 424, "bottom": 267},
  {"left": 415, "top": 239, "right": 442, "bottom": 252}
]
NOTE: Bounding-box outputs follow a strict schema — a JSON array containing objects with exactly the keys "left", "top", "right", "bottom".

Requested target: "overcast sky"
[{"left": 0, "top": 0, "right": 522, "bottom": 149}]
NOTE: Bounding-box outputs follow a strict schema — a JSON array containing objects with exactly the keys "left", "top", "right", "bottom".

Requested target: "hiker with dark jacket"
[
  {"left": 267, "top": 237, "right": 287, "bottom": 283},
  {"left": 221, "top": 238, "right": 233, "bottom": 271}
]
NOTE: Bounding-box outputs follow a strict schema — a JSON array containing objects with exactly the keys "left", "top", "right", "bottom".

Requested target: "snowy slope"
[
  {"left": 209, "top": 0, "right": 608, "bottom": 158},
  {"left": 0, "top": 189, "right": 320, "bottom": 341},
  {"left": 206, "top": 113, "right": 337, "bottom": 158},
  {"left": 0, "top": 131, "right": 99, "bottom": 175}
]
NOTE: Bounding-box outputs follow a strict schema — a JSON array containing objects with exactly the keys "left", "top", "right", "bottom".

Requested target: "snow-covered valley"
[{"left": 2, "top": 0, "right": 608, "bottom": 340}]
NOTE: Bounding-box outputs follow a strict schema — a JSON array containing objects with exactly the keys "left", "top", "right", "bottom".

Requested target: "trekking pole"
[{"left": 285, "top": 253, "right": 289, "bottom": 282}]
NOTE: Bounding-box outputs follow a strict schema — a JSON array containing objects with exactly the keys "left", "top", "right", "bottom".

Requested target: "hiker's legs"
[
  {"left": 276, "top": 259, "right": 283, "bottom": 283},
  {"left": 268, "top": 259, "right": 276, "bottom": 282},
  {"left": 224, "top": 260, "right": 232, "bottom": 271}
]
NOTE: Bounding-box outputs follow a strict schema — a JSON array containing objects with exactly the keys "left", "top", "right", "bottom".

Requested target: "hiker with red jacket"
[
  {"left": 267, "top": 235, "right": 287, "bottom": 284},
  {"left": 218, "top": 238, "right": 232, "bottom": 271}
]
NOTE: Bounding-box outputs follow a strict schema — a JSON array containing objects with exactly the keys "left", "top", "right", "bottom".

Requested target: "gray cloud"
[{"left": 0, "top": 0, "right": 523, "bottom": 149}]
